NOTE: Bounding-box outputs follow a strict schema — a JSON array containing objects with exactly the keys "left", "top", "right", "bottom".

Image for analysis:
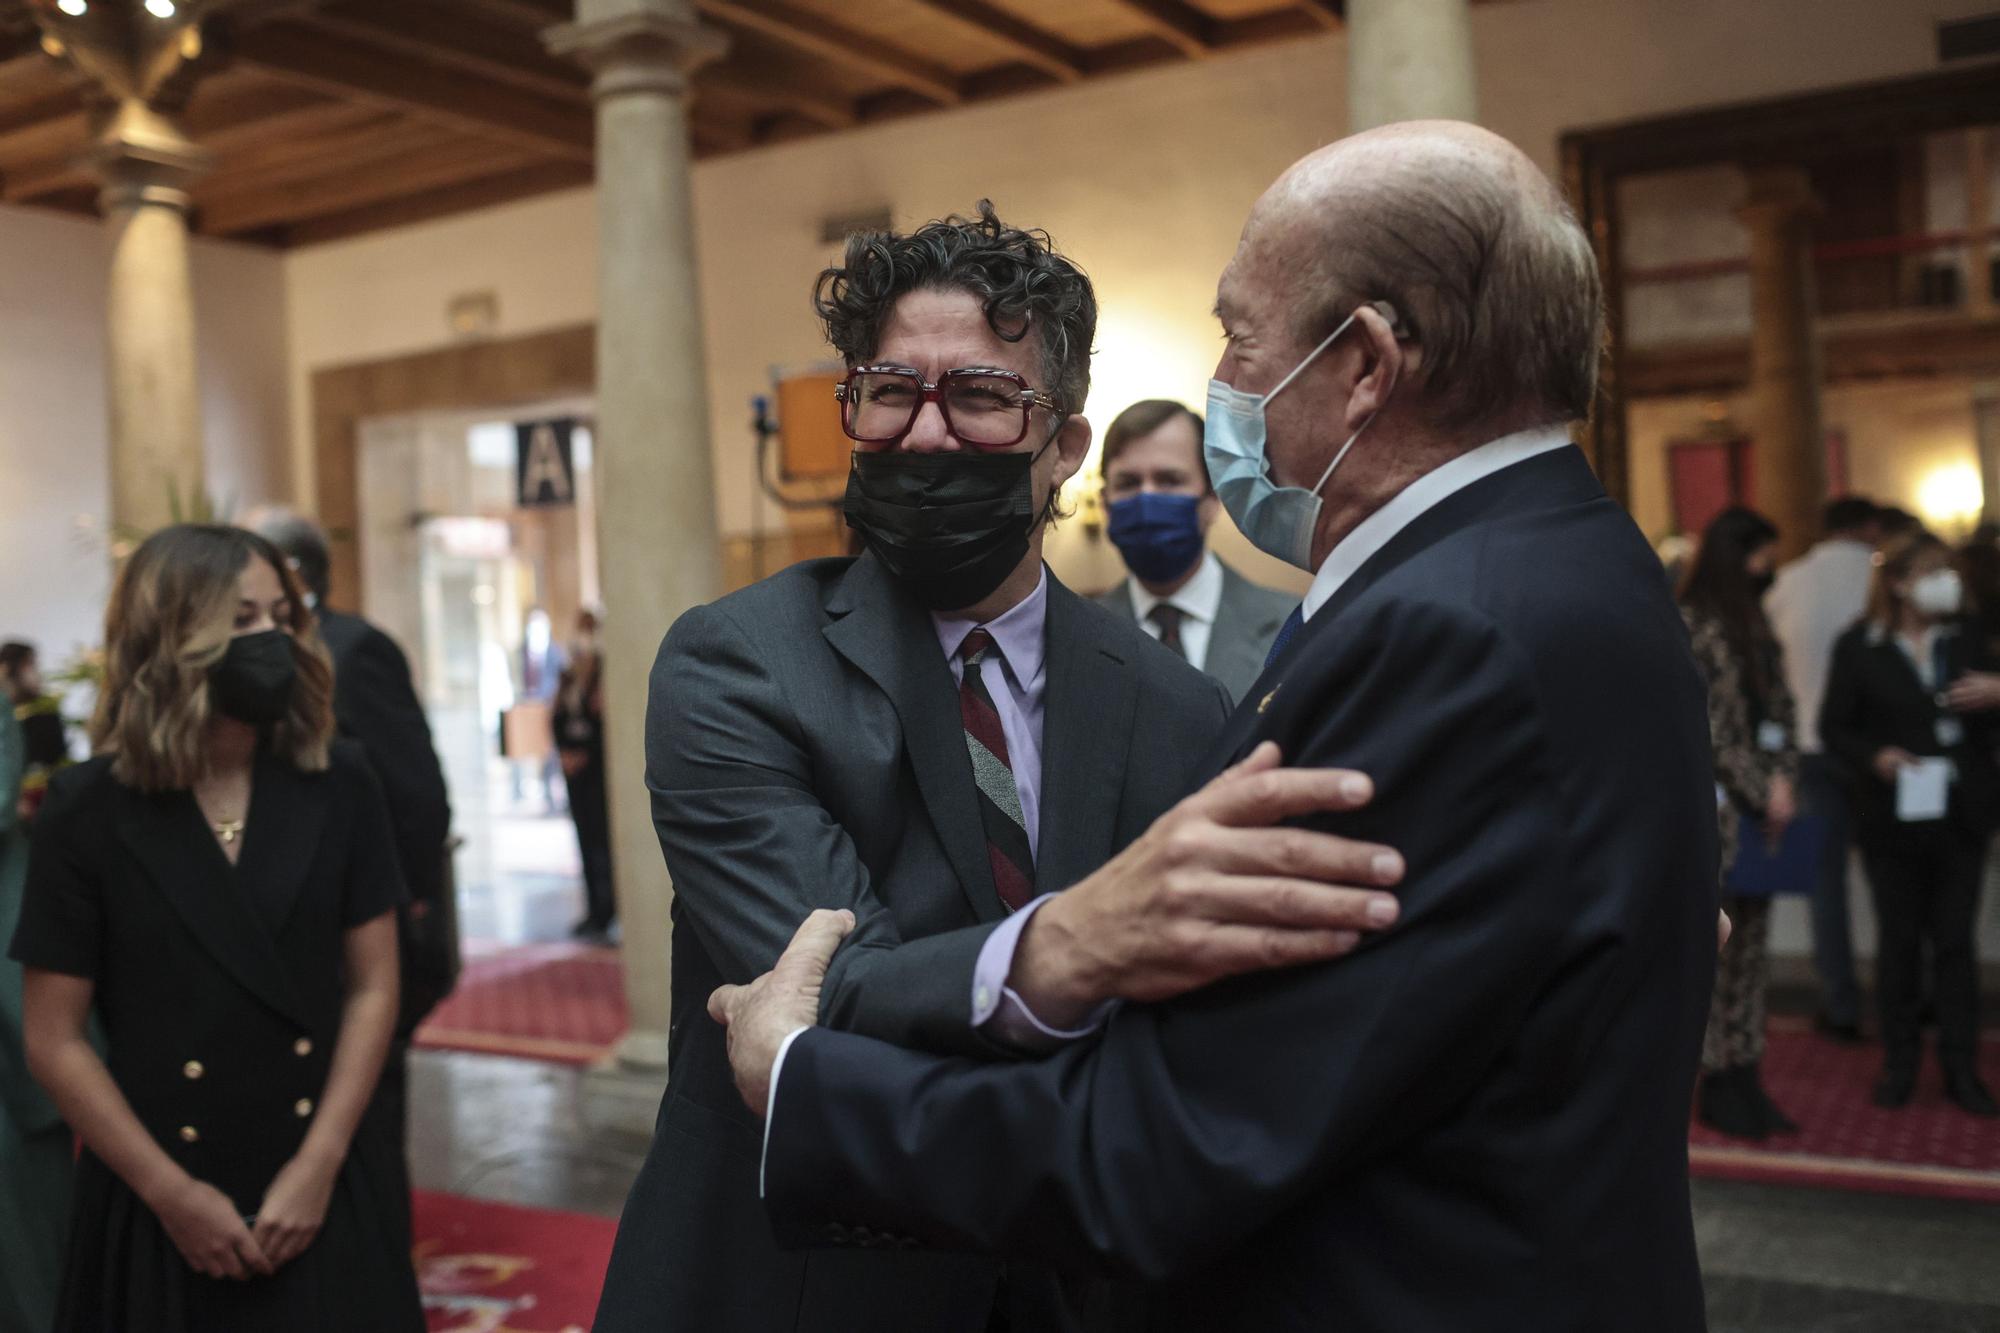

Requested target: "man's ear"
[
  {"left": 1049, "top": 414, "right": 1092, "bottom": 493},
  {"left": 1198, "top": 491, "right": 1222, "bottom": 533},
  {"left": 1344, "top": 304, "right": 1405, "bottom": 433}
]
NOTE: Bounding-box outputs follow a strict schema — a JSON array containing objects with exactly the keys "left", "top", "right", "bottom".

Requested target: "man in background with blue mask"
[
  {"left": 1095, "top": 400, "right": 1297, "bottom": 702},
  {"left": 713, "top": 121, "right": 1724, "bottom": 1332}
]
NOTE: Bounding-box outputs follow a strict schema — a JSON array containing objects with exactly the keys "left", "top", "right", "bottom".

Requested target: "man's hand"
[
  {"left": 1010, "top": 742, "right": 1405, "bottom": 1025},
  {"left": 1946, "top": 671, "right": 2000, "bottom": 713},
  {"left": 708, "top": 909, "right": 856, "bottom": 1115}
]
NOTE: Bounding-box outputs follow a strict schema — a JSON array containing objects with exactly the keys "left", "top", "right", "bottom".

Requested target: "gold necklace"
[{"left": 212, "top": 817, "right": 247, "bottom": 845}]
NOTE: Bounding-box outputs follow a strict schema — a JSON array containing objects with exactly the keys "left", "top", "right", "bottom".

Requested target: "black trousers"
[
  {"left": 1859, "top": 823, "right": 1984, "bottom": 1070},
  {"left": 566, "top": 766, "right": 616, "bottom": 928}
]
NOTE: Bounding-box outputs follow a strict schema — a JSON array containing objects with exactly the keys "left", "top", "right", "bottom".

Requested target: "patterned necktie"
[
  {"left": 1264, "top": 605, "right": 1306, "bottom": 671},
  {"left": 957, "top": 629, "right": 1035, "bottom": 912},
  {"left": 1147, "top": 603, "right": 1187, "bottom": 659}
]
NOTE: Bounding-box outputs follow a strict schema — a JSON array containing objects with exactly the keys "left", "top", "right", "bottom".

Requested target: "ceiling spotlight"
[
  {"left": 145, "top": 0, "right": 177, "bottom": 14},
  {"left": 56, "top": 0, "right": 88, "bottom": 17}
]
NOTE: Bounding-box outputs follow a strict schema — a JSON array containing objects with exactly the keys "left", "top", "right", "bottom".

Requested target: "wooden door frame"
[
  {"left": 310, "top": 324, "right": 595, "bottom": 608},
  {"left": 1561, "top": 62, "right": 2000, "bottom": 508}
]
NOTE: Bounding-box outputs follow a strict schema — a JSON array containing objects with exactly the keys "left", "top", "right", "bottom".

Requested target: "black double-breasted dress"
[{"left": 7, "top": 741, "right": 424, "bottom": 1332}]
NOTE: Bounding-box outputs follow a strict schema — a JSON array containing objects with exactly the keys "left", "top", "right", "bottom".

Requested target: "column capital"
[
  {"left": 87, "top": 100, "right": 212, "bottom": 215},
  {"left": 545, "top": 5, "right": 729, "bottom": 100}
]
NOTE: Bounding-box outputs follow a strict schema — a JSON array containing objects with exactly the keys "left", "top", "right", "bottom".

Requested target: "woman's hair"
[
  {"left": 1865, "top": 530, "right": 1949, "bottom": 630},
  {"left": 92, "top": 524, "right": 334, "bottom": 792},
  {"left": 1679, "top": 505, "right": 1781, "bottom": 699}
]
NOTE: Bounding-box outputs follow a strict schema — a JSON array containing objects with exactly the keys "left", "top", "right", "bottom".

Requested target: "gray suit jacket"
[
  {"left": 596, "top": 552, "right": 1231, "bottom": 1333},
  {"left": 1096, "top": 560, "right": 1298, "bottom": 704}
]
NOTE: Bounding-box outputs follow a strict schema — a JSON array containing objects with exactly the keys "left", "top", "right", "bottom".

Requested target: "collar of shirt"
[
  {"left": 1129, "top": 550, "right": 1225, "bottom": 626},
  {"left": 1302, "top": 426, "right": 1573, "bottom": 621},
  {"left": 932, "top": 565, "right": 1050, "bottom": 689},
  {"left": 1877, "top": 621, "right": 1952, "bottom": 683}
]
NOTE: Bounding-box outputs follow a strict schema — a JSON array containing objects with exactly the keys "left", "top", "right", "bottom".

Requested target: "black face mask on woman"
[
  {"left": 842, "top": 444, "right": 1052, "bottom": 612},
  {"left": 209, "top": 629, "right": 298, "bottom": 727}
]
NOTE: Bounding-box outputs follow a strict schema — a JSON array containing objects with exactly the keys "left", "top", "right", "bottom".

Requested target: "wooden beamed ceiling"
[{"left": 0, "top": 0, "right": 1492, "bottom": 246}]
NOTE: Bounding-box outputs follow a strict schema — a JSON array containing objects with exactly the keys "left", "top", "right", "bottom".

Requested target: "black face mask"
[
  {"left": 843, "top": 446, "right": 1050, "bottom": 611},
  {"left": 209, "top": 629, "right": 298, "bottom": 727}
]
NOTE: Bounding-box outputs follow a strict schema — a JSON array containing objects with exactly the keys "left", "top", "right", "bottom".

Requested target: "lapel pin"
[{"left": 1258, "top": 686, "right": 1279, "bottom": 714}]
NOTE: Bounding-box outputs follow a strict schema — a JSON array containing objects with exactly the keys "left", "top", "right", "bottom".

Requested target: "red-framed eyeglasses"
[{"left": 834, "top": 365, "right": 1065, "bottom": 451}]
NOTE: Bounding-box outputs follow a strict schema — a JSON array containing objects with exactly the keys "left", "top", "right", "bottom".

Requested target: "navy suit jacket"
[{"left": 763, "top": 447, "right": 1719, "bottom": 1331}]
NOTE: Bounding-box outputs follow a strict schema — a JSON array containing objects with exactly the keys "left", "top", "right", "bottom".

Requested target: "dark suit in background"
[
  {"left": 594, "top": 553, "right": 1230, "bottom": 1333},
  {"left": 1095, "top": 561, "right": 1296, "bottom": 704},
  {"left": 316, "top": 608, "right": 454, "bottom": 1211},
  {"left": 764, "top": 448, "right": 1719, "bottom": 1331}
]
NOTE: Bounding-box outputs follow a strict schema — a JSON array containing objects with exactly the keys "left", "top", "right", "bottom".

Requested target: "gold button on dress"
[
  {"left": 179, "top": 1125, "right": 199, "bottom": 1143},
  {"left": 294, "top": 1098, "right": 314, "bottom": 1118},
  {"left": 182, "top": 1060, "right": 204, "bottom": 1080},
  {"left": 293, "top": 1037, "right": 313, "bottom": 1057}
]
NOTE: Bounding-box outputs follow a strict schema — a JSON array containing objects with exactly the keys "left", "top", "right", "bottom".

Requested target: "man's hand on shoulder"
[
  {"left": 1011, "top": 742, "right": 1406, "bottom": 1026},
  {"left": 708, "top": 910, "right": 856, "bottom": 1115}
]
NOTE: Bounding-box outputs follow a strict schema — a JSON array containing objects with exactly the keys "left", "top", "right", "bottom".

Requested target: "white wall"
[
  {"left": 282, "top": 0, "right": 1998, "bottom": 596},
  {"left": 0, "top": 204, "right": 290, "bottom": 669}
]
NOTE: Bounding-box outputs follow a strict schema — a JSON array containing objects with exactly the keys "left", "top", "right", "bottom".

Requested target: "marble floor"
[{"left": 406, "top": 1044, "right": 2000, "bottom": 1330}]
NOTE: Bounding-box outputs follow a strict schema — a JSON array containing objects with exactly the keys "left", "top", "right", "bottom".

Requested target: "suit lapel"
[
  {"left": 1036, "top": 578, "right": 1136, "bottom": 895},
  {"left": 234, "top": 751, "right": 328, "bottom": 939},
  {"left": 823, "top": 555, "right": 1002, "bottom": 924},
  {"left": 1206, "top": 566, "right": 1280, "bottom": 696},
  {"left": 112, "top": 777, "right": 313, "bottom": 1029}
]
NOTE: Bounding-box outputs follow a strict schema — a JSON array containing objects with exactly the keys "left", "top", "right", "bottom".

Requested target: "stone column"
[
  {"left": 1975, "top": 390, "right": 2000, "bottom": 529},
  {"left": 548, "top": 0, "right": 725, "bottom": 1089},
  {"left": 1738, "top": 167, "right": 1824, "bottom": 562},
  {"left": 1345, "top": 0, "right": 1479, "bottom": 131},
  {"left": 95, "top": 102, "right": 211, "bottom": 538},
  {"left": 34, "top": 7, "right": 216, "bottom": 538}
]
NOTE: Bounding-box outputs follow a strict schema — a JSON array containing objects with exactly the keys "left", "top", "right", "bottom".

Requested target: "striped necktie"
[
  {"left": 957, "top": 629, "right": 1035, "bottom": 912},
  {"left": 1264, "top": 605, "right": 1306, "bottom": 671}
]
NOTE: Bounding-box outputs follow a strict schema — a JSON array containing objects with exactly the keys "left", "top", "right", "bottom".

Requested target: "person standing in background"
[
  {"left": 518, "top": 608, "right": 566, "bottom": 812},
  {"left": 11, "top": 524, "right": 422, "bottom": 1331},
  {"left": 1821, "top": 532, "right": 2000, "bottom": 1117},
  {"left": 3, "top": 640, "right": 72, "bottom": 777},
  {"left": 1765, "top": 496, "right": 1881, "bottom": 1042},
  {"left": 554, "top": 613, "right": 615, "bottom": 941},
  {"left": 1682, "top": 506, "right": 1802, "bottom": 1140},
  {"left": 250, "top": 510, "right": 456, "bottom": 1220},
  {"left": 1094, "top": 400, "right": 1297, "bottom": 704},
  {"left": 0, "top": 692, "right": 71, "bottom": 1332}
]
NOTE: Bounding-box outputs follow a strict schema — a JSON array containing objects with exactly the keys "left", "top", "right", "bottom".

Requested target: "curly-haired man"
[{"left": 593, "top": 202, "right": 1407, "bottom": 1332}]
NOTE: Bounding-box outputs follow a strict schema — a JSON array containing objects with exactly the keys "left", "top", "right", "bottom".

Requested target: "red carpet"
[
  {"left": 414, "top": 940, "right": 628, "bottom": 1065},
  {"left": 1688, "top": 1016, "right": 2000, "bottom": 1203},
  {"left": 415, "top": 1190, "right": 616, "bottom": 1333}
]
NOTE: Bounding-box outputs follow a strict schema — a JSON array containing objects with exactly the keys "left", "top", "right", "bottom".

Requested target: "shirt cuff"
[
  {"left": 758, "top": 1025, "right": 811, "bottom": 1200},
  {"left": 971, "top": 894, "right": 1118, "bottom": 1052}
]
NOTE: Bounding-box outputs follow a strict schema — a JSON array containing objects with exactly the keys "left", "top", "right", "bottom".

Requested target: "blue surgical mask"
[
  {"left": 1205, "top": 308, "right": 1377, "bottom": 570},
  {"left": 1107, "top": 492, "right": 1207, "bottom": 585}
]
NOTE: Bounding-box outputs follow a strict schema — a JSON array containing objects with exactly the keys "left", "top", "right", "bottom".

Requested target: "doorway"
[{"left": 356, "top": 400, "right": 602, "bottom": 948}]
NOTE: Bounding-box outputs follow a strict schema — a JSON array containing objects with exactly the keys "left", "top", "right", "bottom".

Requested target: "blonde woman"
[
  {"left": 9, "top": 525, "right": 422, "bottom": 1331},
  {"left": 1822, "top": 531, "right": 2000, "bottom": 1117}
]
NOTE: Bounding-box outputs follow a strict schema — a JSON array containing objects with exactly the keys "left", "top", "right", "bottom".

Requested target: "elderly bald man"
[{"left": 711, "top": 123, "right": 1719, "bottom": 1332}]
